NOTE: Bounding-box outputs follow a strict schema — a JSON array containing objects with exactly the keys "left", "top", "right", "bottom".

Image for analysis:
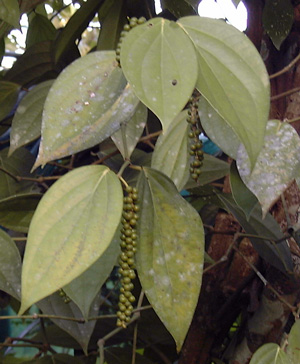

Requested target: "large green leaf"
[
  {"left": 9, "top": 80, "right": 54, "bottom": 155},
  {"left": 262, "top": 0, "right": 294, "bottom": 50},
  {"left": 20, "top": 165, "right": 123, "bottom": 314},
  {"left": 111, "top": 102, "right": 147, "bottom": 160},
  {"left": 249, "top": 343, "right": 290, "bottom": 364},
  {"left": 136, "top": 167, "right": 204, "bottom": 350},
  {"left": 37, "top": 291, "right": 101, "bottom": 354},
  {"left": 0, "top": 229, "right": 21, "bottom": 300},
  {"left": 178, "top": 16, "right": 270, "bottom": 167},
  {"left": 287, "top": 320, "right": 300, "bottom": 364},
  {"left": 34, "top": 51, "right": 139, "bottom": 168},
  {"left": 237, "top": 120, "right": 300, "bottom": 217},
  {"left": 26, "top": 13, "right": 57, "bottom": 48},
  {"left": 64, "top": 233, "right": 119, "bottom": 319},
  {"left": 0, "top": 147, "right": 36, "bottom": 199},
  {"left": 105, "top": 347, "right": 157, "bottom": 364},
  {"left": 0, "top": 193, "right": 42, "bottom": 232},
  {"left": 230, "top": 161, "right": 258, "bottom": 219},
  {"left": 198, "top": 96, "right": 240, "bottom": 159},
  {"left": 0, "top": 81, "right": 20, "bottom": 121},
  {"left": 0, "top": 0, "right": 20, "bottom": 28},
  {"left": 151, "top": 110, "right": 190, "bottom": 191},
  {"left": 120, "top": 17, "right": 198, "bottom": 132}
]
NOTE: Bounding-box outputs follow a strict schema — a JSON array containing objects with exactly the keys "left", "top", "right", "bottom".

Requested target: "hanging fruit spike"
[{"left": 116, "top": 185, "right": 139, "bottom": 328}]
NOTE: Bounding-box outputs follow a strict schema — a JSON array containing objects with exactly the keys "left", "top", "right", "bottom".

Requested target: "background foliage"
[{"left": 0, "top": 1, "right": 300, "bottom": 364}]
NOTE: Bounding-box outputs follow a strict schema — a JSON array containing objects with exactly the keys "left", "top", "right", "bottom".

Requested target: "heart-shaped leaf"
[
  {"left": 0, "top": 229, "right": 21, "bottom": 300},
  {"left": 237, "top": 120, "right": 300, "bottom": 217},
  {"left": 178, "top": 16, "right": 270, "bottom": 167},
  {"left": 20, "top": 165, "right": 123, "bottom": 314},
  {"left": 9, "top": 80, "right": 54, "bottom": 155},
  {"left": 151, "top": 110, "right": 190, "bottom": 191},
  {"left": 34, "top": 51, "right": 139, "bottom": 168},
  {"left": 136, "top": 167, "right": 204, "bottom": 350},
  {"left": 120, "top": 17, "right": 198, "bottom": 131}
]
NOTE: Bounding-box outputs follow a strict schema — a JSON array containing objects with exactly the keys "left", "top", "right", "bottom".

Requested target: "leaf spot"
[{"left": 172, "top": 79, "right": 177, "bottom": 86}]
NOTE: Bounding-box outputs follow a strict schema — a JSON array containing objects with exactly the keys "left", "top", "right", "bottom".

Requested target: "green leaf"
[
  {"left": 185, "top": 153, "right": 230, "bottom": 188},
  {"left": 151, "top": 110, "right": 190, "bottom": 191},
  {"left": 9, "top": 80, "right": 54, "bottom": 155},
  {"left": 64, "top": 234, "right": 119, "bottom": 319},
  {"left": 178, "top": 16, "right": 270, "bottom": 167},
  {"left": 111, "top": 102, "right": 147, "bottom": 160},
  {"left": 262, "top": 0, "right": 294, "bottom": 50},
  {"left": 20, "top": 165, "right": 123, "bottom": 314},
  {"left": 0, "top": 229, "right": 21, "bottom": 300},
  {"left": 0, "top": 193, "right": 42, "bottom": 233},
  {"left": 287, "top": 320, "right": 300, "bottom": 364},
  {"left": 136, "top": 167, "right": 204, "bottom": 350},
  {"left": 237, "top": 120, "right": 300, "bottom": 217},
  {"left": 198, "top": 96, "right": 240, "bottom": 159},
  {"left": 34, "top": 51, "right": 139, "bottom": 168},
  {"left": 161, "top": 0, "right": 198, "bottom": 17},
  {"left": 37, "top": 292, "right": 101, "bottom": 354},
  {"left": 0, "top": 0, "right": 20, "bottom": 28},
  {"left": 4, "top": 41, "right": 54, "bottom": 86},
  {"left": 218, "top": 194, "right": 293, "bottom": 273},
  {"left": 249, "top": 343, "right": 290, "bottom": 364},
  {"left": 54, "top": 0, "right": 103, "bottom": 64},
  {"left": 26, "top": 13, "right": 57, "bottom": 48},
  {"left": 120, "top": 17, "right": 198, "bottom": 131},
  {"left": 97, "top": 0, "right": 127, "bottom": 51},
  {"left": 230, "top": 161, "right": 258, "bottom": 219},
  {"left": 0, "top": 81, "right": 20, "bottom": 121},
  {"left": 0, "top": 147, "right": 36, "bottom": 199}
]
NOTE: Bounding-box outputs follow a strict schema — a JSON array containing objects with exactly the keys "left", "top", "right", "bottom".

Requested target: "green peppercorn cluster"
[
  {"left": 187, "top": 96, "right": 204, "bottom": 182},
  {"left": 58, "top": 288, "right": 71, "bottom": 304},
  {"left": 116, "top": 17, "right": 147, "bottom": 65},
  {"left": 116, "top": 186, "right": 139, "bottom": 328}
]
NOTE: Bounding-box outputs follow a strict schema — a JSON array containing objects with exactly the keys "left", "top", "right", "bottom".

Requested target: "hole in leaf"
[{"left": 172, "top": 79, "right": 177, "bottom": 86}]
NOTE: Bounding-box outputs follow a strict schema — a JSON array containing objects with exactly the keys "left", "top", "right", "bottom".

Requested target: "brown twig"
[
  {"left": 269, "top": 53, "right": 300, "bottom": 79},
  {"left": 271, "top": 86, "right": 300, "bottom": 101}
]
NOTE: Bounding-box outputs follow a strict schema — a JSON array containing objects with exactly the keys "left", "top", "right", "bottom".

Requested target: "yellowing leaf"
[
  {"left": 120, "top": 17, "right": 198, "bottom": 131},
  {"left": 34, "top": 51, "right": 139, "bottom": 168},
  {"left": 136, "top": 167, "right": 204, "bottom": 350},
  {"left": 237, "top": 120, "right": 300, "bottom": 217},
  {"left": 20, "top": 165, "right": 123, "bottom": 313},
  {"left": 151, "top": 110, "right": 190, "bottom": 191},
  {"left": 178, "top": 16, "right": 270, "bottom": 168}
]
